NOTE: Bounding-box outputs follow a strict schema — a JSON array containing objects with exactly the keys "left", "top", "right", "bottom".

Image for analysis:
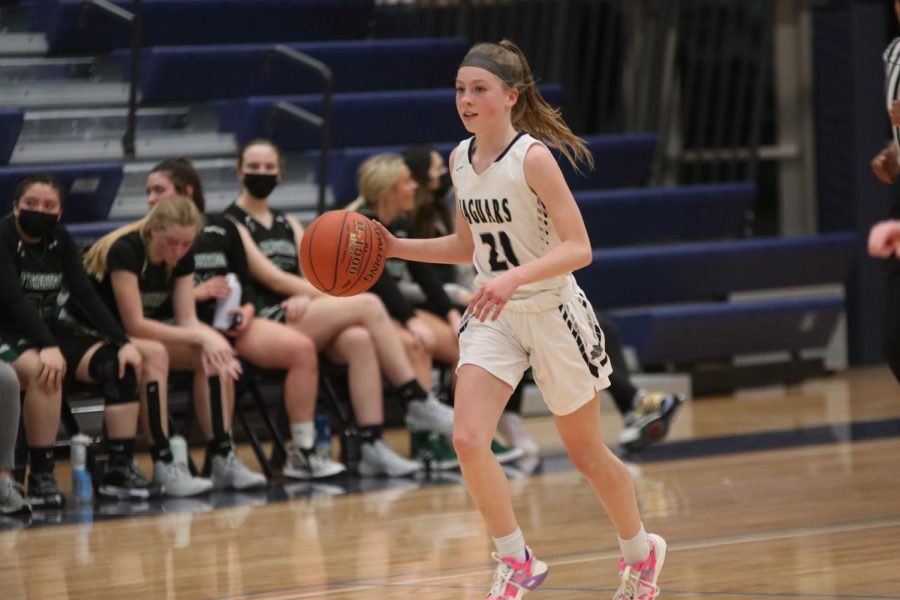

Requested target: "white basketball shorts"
[{"left": 457, "top": 279, "right": 612, "bottom": 415}]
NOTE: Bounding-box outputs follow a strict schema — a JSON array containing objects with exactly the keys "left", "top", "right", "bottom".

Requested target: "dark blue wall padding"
[
  {"left": 607, "top": 296, "right": 844, "bottom": 365},
  {"left": 0, "top": 109, "right": 23, "bottom": 166},
  {"left": 577, "top": 182, "right": 755, "bottom": 248},
  {"left": 118, "top": 37, "right": 469, "bottom": 102},
  {"left": 0, "top": 163, "right": 123, "bottom": 223},
  {"left": 563, "top": 133, "right": 656, "bottom": 190},
  {"left": 29, "top": 0, "right": 375, "bottom": 51},
  {"left": 216, "top": 84, "right": 563, "bottom": 153},
  {"left": 812, "top": 0, "right": 889, "bottom": 364},
  {"left": 577, "top": 232, "right": 857, "bottom": 309}
]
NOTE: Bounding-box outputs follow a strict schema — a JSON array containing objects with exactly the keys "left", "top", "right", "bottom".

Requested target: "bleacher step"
[
  {"left": 0, "top": 81, "right": 129, "bottom": 108},
  {"left": 11, "top": 131, "right": 237, "bottom": 164},
  {"left": 0, "top": 57, "right": 99, "bottom": 82},
  {"left": 17, "top": 107, "right": 203, "bottom": 142},
  {"left": 0, "top": 33, "right": 47, "bottom": 57}
]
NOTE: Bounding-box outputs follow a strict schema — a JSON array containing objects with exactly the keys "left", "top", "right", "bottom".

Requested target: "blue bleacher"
[
  {"left": 326, "top": 131, "right": 654, "bottom": 206},
  {"left": 575, "top": 232, "right": 856, "bottom": 367},
  {"left": 0, "top": 163, "right": 123, "bottom": 223},
  {"left": 578, "top": 233, "right": 857, "bottom": 308},
  {"left": 577, "top": 182, "right": 755, "bottom": 247},
  {"left": 27, "top": 0, "right": 375, "bottom": 52},
  {"left": 0, "top": 109, "right": 24, "bottom": 166},
  {"left": 606, "top": 297, "right": 844, "bottom": 365},
  {"left": 563, "top": 133, "right": 656, "bottom": 190},
  {"left": 114, "top": 38, "right": 468, "bottom": 103},
  {"left": 214, "top": 87, "right": 476, "bottom": 150}
]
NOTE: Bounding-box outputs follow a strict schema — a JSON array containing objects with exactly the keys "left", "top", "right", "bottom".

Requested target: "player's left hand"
[
  {"left": 468, "top": 271, "right": 521, "bottom": 322},
  {"left": 281, "top": 295, "right": 311, "bottom": 322},
  {"left": 117, "top": 342, "right": 142, "bottom": 378},
  {"left": 868, "top": 219, "right": 900, "bottom": 258}
]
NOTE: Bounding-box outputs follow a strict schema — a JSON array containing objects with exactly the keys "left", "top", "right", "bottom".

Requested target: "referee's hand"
[{"left": 871, "top": 146, "right": 899, "bottom": 184}]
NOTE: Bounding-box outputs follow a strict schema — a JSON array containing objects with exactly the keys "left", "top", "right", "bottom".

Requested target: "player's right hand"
[
  {"left": 37, "top": 346, "right": 66, "bottom": 391},
  {"left": 406, "top": 316, "right": 436, "bottom": 351},
  {"left": 195, "top": 276, "right": 232, "bottom": 302},
  {"left": 371, "top": 220, "right": 397, "bottom": 258},
  {"left": 871, "top": 147, "right": 899, "bottom": 184}
]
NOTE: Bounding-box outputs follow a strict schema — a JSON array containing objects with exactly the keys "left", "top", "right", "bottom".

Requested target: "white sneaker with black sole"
[{"left": 283, "top": 446, "right": 346, "bottom": 480}]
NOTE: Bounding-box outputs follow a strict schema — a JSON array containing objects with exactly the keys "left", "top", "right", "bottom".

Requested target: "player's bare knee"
[
  {"left": 141, "top": 340, "right": 169, "bottom": 376},
  {"left": 338, "top": 326, "right": 373, "bottom": 357},
  {"left": 568, "top": 445, "right": 611, "bottom": 479},
  {"left": 452, "top": 426, "right": 491, "bottom": 460},
  {"left": 288, "top": 334, "right": 318, "bottom": 369}
]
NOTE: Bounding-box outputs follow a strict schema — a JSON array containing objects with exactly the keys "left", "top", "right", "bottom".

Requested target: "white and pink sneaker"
[
  {"left": 486, "top": 547, "right": 549, "bottom": 599},
  {"left": 613, "top": 533, "right": 667, "bottom": 599}
]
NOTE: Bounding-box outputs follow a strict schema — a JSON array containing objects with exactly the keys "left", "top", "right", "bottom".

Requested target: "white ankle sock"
[
  {"left": 291, "top": 421, "right": 315, "bottom": 450},
  {"left": 493, "top": 527, "right": 527, "bottom": 562},
  {"left": 619, "top": 523, "right": 651, "bottom": 565}
]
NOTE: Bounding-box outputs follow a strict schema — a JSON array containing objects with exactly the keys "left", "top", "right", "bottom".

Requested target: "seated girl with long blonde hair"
[{"left": 83, "top": 197, "right": 266, "bottom": 491}]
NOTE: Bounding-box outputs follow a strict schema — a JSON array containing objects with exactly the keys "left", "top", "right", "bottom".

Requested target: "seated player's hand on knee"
[
  {"left": 37, "top": 346, "right": 66, "bottom": 391},
  {"left": 199, "top": 328, "right": 241, "bottom": 378},
  {"left": 281, "top": 295, "right": 310, "bottom": 322},
  {"left": 405, "top": 316, "right": 436, "bottom": 351},
  {"left": 117, "top": 342, "right": 142, "bottom": 377}
]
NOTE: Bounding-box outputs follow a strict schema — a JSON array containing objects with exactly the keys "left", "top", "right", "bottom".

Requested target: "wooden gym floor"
[{"left": 1, "top": 366, "right": 899, "bottom": 599}]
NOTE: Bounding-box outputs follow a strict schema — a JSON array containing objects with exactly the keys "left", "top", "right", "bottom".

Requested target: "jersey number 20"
[{"left": 480, "top": 232, "right": 520, "bottom": 271}]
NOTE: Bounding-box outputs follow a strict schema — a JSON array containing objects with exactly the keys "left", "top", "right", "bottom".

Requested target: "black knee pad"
[{"left": 88, "top": 344, "right": 138, "bottom": 405}]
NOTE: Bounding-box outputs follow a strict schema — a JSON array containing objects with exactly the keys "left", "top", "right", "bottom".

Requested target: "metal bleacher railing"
[
  {"left": 78, "top": 0, "right": 142, "bottom": 158},
  {"left": 262, "top": 44, "right": 333, "bottom": 217}
]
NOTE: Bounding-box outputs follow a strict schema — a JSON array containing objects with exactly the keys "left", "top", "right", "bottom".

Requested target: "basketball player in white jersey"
[{"left": 379, "top": 40, "right": 667, "bottom": 599}]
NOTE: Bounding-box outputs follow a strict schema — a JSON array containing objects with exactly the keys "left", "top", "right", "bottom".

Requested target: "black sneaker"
[
  {"left": 99, "top": 458, "right": 162, "bottom": 500},
  {"left": 26, "top": 470, "right": 66, "bottom": 509},
  {"left": 618, "top": 393, "right": 684, "bottom": 453}
]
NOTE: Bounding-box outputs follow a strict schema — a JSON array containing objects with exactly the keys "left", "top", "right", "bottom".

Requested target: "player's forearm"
[
  {"left": 268, "top": 269, "right": 323, "bottom": 299},
  {"left": 391, "top": 233, "right": 473, "bottom": 265},
  {"left": 509, "top": 240, "right": 592, "bottom": 287}
]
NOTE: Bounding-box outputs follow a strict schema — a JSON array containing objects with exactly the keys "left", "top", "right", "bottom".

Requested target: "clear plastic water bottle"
[
  {"left": 314, "top": 413, "right": 331, "bottom": 455},
  {"left": 212, "top": 273, "right": 241, "bottom": 331},
  {"left": 70, "top": 434, "right": 93, "bottom": 505}
]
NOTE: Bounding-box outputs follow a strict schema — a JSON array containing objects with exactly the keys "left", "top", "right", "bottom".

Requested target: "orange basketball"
[{"left": 300, "top": 210, "right": 386, "bottom": 296}]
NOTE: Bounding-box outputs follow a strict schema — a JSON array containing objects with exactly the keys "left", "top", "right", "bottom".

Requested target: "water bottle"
[
  {"left": 70, "top": 434, "right": 93, "bottom": 505},
  {"left": 314, "top": 413, "right": 332, "bottom": 455},
  {"left": 212, "top": 273, "right": 241, "bottom": 331},
  {"left": 169, "top": 435, "right": 188, "bottom": 467}
]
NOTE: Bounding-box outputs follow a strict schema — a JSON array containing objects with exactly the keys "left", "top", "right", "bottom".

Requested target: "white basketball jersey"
[{"left": 452, "top": 132, "right": 573, "bottom": 299}]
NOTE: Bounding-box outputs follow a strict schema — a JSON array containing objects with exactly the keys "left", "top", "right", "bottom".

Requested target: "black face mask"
[
  {"left": 17, "top": 209, "right": 59, "bottom": 239},
  {"left": 435, "top": 172, "right": 453, "bottom": 200},
  {"left": 243, "top": 173, "right": 278, "bottom": 199}
]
